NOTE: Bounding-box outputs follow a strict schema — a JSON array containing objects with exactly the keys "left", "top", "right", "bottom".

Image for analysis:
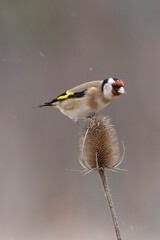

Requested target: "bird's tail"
[{"left": 34, "top": 101, "right": 57, "bottom": 108}]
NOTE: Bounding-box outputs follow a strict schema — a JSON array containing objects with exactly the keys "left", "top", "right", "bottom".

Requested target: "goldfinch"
[{"left": 37, "top": 78, "right": 126, "bottom": 122}]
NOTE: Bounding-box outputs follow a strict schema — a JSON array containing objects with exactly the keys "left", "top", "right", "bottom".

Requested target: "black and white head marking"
[
  {"left": 101, "top": 78, "right": 108, "bottom": 92},
  {"left": 101, "top": 78, "right": 115, "bottom": 92},
  {"left": 101, "top": 78, "right": 115, "bottom": 99}
]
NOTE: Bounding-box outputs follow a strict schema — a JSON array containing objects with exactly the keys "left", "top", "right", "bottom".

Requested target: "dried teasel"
[
  {"left": 79, "top": 115, "right": 123, "bottom": 172},
  {"left": 78, "top": 115, "right": 124, "bottom": 240}
]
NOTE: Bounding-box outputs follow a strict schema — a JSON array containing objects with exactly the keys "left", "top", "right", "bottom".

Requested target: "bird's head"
[{"left": 101, "top": 78, "right": 126, "bottom": 100}]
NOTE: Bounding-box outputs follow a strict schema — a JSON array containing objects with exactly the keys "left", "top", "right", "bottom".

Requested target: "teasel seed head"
[{"left": 79, "top": 115, "right": 122, "bottom": 172}]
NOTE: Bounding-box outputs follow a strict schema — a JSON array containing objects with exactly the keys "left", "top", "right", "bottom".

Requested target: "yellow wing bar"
[{"left": 57, "top": 91, "right": 74, "bottom": 100}]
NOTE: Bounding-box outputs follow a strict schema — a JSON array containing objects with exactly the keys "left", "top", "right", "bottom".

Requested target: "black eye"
[
  {"left": 112, "top": 84, "right": 116, "bottom": 87},
  {"left": 112, "top": 84, "right": 120, "bottom": 91}
]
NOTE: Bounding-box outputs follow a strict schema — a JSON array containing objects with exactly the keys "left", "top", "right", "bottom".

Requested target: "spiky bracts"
[{"left": 79, "top": 115, "right": 121, "bottom": 172}]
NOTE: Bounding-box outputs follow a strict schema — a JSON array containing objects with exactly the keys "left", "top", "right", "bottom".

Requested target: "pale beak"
[{"left": 118, "top": 87, "right": 127, "bottom": 95}]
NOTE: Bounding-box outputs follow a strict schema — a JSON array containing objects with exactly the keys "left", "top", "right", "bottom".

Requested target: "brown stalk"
[{"left": 98, "top": 168, "right": 122, "bottom": 240}]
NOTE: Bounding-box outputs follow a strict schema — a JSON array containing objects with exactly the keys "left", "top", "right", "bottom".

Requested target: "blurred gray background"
[{"left": 1, "top": 1, "right": 160, "bottom": 240}]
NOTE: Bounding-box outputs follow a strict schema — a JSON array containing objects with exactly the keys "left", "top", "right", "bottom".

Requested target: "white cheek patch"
[{"left": 103, "top": 85, "right": 113, "bottom": 99}]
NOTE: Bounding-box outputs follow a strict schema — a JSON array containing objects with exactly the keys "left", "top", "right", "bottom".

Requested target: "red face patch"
[
  {"left": 113, "top": 81, "right": 124, "bottom": 87},
  {"left": 111, "top": 89, "right": 121, "bottom": 96}
]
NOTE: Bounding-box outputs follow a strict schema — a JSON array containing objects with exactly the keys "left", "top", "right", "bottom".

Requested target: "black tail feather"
[{"left": 33, "top": 101, "right": 56, "bottom": 108}]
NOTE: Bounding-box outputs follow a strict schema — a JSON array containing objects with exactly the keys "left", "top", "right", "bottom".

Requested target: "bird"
[{"left": 37, "top": 77, "right": 126, "bottom": 123}]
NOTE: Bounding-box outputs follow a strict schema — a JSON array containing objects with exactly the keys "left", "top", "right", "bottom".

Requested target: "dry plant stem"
[{"left": 98, "top": 168, "right": 122, "bottom": 240}]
